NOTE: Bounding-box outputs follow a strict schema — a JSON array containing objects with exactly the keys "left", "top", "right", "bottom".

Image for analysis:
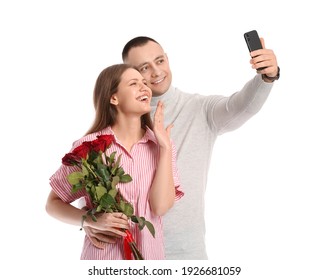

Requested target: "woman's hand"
[
  {"left": 84, "top": 212, "right": 129, "bottom": 249},
  {"left": 153, "top": 101, "right": 173, "bottom": 149}
]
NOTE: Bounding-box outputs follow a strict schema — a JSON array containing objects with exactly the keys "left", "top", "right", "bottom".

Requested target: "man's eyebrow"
[
  {"left": 136, "top": 55, "right": 165, "bottom": 69},
  {"left": 137, "top": 62, "right": 148, "bottom": 69}
]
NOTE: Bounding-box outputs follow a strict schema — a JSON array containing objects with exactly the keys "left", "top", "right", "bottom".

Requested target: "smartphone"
[
  {"left": 244, "top": 30, "right": 265, "bottom": 70},
  {"left": 244, "top": 30, "right": 263, "bottom": 52}
]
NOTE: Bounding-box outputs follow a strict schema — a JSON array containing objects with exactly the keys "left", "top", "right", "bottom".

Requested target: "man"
[{"left": 84, "top": 35, "right": 279, "bottom": 259}]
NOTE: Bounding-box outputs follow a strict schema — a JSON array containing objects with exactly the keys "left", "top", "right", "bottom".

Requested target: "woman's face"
[{"left": 111, "top": 68, "right": 152, "bottom": 116}]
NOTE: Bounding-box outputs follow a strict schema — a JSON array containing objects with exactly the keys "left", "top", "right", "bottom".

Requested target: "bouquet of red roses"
[{"left": 62, "top": 134, "right": 155, "bottom": 260}]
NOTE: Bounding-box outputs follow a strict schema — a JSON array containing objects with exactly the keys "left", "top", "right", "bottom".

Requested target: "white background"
[{"left": 1, "top": 0, "right": 328, "bottom": 279}]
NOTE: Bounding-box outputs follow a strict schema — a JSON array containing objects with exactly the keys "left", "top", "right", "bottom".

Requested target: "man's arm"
[{"left": 208, "top": 39, "right": 278, "bottom": 134}]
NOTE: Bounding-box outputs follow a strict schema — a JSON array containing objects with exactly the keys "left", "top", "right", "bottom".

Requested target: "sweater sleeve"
[{"left": 206, "top": 74, "right": 274, "bottom": 135}]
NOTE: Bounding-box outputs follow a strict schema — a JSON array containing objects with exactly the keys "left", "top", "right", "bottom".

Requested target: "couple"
[{"left": 46, "top": 35, "right": 279, "bottom": 260}]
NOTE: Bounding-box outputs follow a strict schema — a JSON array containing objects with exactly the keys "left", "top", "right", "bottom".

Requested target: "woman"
[{"left": 46, "top": 64, "right": 183, "bottom": 259}]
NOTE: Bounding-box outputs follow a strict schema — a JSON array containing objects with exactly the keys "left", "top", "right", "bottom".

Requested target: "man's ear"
[{"left": 110, "top": 95, "right": 118, "bottom": 105}]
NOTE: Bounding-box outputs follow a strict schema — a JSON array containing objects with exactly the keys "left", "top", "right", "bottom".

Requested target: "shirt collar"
[
  {"left": 100, "top": 126, "right": 157, "bottom": 145},
  {"left": 140, "top": 126, "right": 157, "bottom": 144}
]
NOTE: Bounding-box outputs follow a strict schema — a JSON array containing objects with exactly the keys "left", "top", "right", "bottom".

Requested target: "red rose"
[
  {"left": 91, "top": 134, "right": 115, "bottom": 153},
  {"left": 62, "top": 152, "right": 82, "bottom": 166},
  {"left": 61, "top": 135, "right": 114, "bottom": 166},
  {"left": 72, "top": 141, "right": 92, "bottom": 159}
]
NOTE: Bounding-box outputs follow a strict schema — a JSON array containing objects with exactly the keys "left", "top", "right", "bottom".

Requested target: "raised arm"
[
  {"left": 207, "top": 38, "right": 279, "bottom": 134},
  {"left": 149, "top": 101, "right": 175, "bottom": 216}
]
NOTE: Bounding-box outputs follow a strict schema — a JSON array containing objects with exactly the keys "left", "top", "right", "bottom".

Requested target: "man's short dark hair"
[{"left": 122, "top": 36, "right": 159, "bottom": 61}]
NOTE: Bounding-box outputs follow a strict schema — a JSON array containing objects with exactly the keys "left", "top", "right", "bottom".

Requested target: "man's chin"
[{"left": 151, "top": 85, "right": 170, "bottom": 96}]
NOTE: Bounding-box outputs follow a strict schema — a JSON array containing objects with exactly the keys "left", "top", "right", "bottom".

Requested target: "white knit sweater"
[{"left": 150, "top": 74, "right": 274, "bottom": 259}]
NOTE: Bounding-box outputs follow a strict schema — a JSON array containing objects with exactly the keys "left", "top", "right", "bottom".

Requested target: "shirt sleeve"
[
  {"left": 49, "top": 164, "right": 87, "bottom": 204},
  {"left": 48, "top": 135, "right": 98, "bottom": 204},
  {"left": 171, "top": 142, "right": 184, "bottom": 201}
]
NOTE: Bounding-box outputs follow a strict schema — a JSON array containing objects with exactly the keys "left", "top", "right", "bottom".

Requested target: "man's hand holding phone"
[{"left": 244, "top": 30, "right": 280, "bottom": 81}]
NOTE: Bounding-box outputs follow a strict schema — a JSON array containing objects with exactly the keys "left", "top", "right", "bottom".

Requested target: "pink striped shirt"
[{"left": 49, "top": 126, "right": 183, "bottom": 260}]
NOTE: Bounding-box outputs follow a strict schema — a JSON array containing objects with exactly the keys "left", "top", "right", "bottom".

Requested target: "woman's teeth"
[{"left": 137, "top": 95, "right": 148, "bottom": 101}]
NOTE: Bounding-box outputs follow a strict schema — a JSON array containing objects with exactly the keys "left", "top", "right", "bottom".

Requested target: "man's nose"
[{"left": 151, "top": 66, "right": 161, "bottom": 77}]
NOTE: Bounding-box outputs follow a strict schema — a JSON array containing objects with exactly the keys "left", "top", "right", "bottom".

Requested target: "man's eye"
[{"left": 140, "top": 66, "right": 148, "bottom": 72}]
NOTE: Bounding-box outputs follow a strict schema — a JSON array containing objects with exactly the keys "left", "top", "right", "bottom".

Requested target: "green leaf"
[
  {"left": 95, "top": 185, "right": 107, "bottom": 201},
  {"left": 145, "top": 221, "right": 156, "bottom": 238},
  {"left": 71, "top": 183, "right": 83, "bottom": 193},
  {"left": 132, "top": 215, "right": 145, "bottom": 229},
  {"left": 108, "top": 188, "right": 118, "bottom": 198},
  {"left": 131, "top": 216, "right": 138, "bottom": 223},
  {"left": 120, "top": 174, "right": 132, "bottom": 183},
  {"left": 111, "top": 154, "right": 122, "bottom": 175},
  {"left": 119, "top": 201, "right": 134, "bottom": 217},
  {"left": 81, "top": 164, "right": 89, "bottom": 177},
  {"left": 114, "top": 154, "right": 122, "bottom": 169},
  {"left": 67, "top": 171, "right": 84, "bottom": 185},
  {"left": 99, "top": 193, "right": 117, "bottom": 209},
  {"left": 108, "top": 151, "right": 117, "bottom": 165},
  {"left": 138, "top": 217, "right": 146, "bottom": 230},
  {"left": 96, "top": 163, "right": 110, "bottom": 181},
  {"left": 111, "top": 176, "right": 120, "bottom": 188},
  {"left": 116, "top": 167, "right": 125, "bottom": 177},
  {"left": 130, "top": 215, "right": 155, "bottom": 238}
]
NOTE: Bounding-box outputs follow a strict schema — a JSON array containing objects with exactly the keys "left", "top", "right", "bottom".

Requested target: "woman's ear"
[{"left": 110, "top": 95, "right": 118, "bottom": 105}]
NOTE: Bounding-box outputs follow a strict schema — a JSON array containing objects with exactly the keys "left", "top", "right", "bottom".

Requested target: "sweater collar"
[{"left": 150, "top": 85, "right": 176, "bottom": 107}]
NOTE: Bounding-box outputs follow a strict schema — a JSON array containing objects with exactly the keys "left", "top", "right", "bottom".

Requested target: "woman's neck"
[{"left": 111, "top": 117, "right": 145, "bottom": 152}]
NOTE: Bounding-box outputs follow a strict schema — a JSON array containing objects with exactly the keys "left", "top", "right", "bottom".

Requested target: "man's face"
[{"left": 124, "top": 41, "right": 172, "bottom": 97}]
